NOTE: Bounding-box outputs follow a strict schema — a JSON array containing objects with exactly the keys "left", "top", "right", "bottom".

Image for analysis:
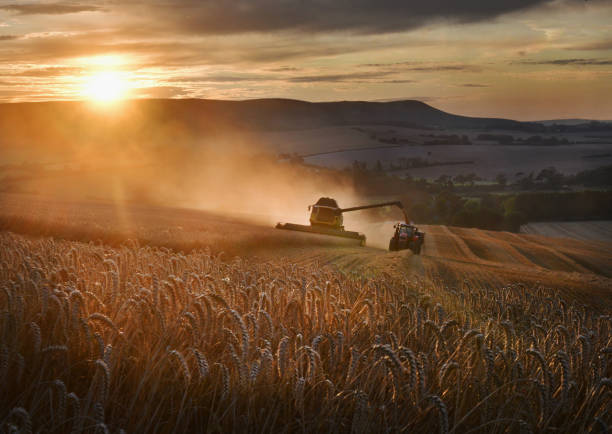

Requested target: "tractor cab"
[
  {"left": 394, "top": 223, "right": 416, "bottom": 238},
  {"left": 397, "top": 224, "right": 414, "bottom": 238}
]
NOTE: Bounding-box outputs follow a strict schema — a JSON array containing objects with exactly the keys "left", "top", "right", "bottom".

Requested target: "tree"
[
  {"left": 454, "top": 174, "right": 467, "bottom": 184},
  {"left": 503, "top": 211, "right": 527, "bottom": 232},
  {"left": 465, "top": 173, "right": 479, "bottom": 188},
  {"left": 536, "top": 166, "right": 563, "bottom": 189},
  {"left": 518, "top": 172, "right": 535, "bottom": 190},
  {"left": 375, "top": 160, "right": 383, "bottom": 173},
  {"left": 495, "top": 173, "right": 507, "bottom": 187}
]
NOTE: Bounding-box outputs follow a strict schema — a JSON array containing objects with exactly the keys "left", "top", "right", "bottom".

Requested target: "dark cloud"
[
  {"left": 566, "top": 40, "right": 612, "bottom": 51},
  {"left": 520, "top": 58, "right": 612, "bottom": 65},
  {"left": 380, "top": 79, "right": 416, "bottom": 84},
  {"left": 267, "top": 67, "right": 300, "bottom": 72},
  {"left": 0, "top": 2, "right": 102, "bottom": 15},
  {"left": 461, "top": 83, "right": 489, "bottom": 87},
  {"left": 0, "top": 35, "right": 19, "bottom": 41},
  {"left": 408, "top": 65, "right": 478, "bottom": 72},
  {"left": 288, "top": 71, "right": 395, "bottom": 83},
  {"left": 360, "top": 61, "right": 480, "bottom": 73},
  {"left": 121, "top": 0, "right": 555, "bottom": 35}
]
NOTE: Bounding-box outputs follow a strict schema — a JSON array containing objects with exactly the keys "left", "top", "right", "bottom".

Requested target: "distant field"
[
  {"left": 521, "top": 220, "right": 612, "bottom": 242},
  {"left": 250, "top": 124, "right": 612, "bottom": 180},
  {"left": 304, "top": 141, "right": 612, "bottom": 180}
]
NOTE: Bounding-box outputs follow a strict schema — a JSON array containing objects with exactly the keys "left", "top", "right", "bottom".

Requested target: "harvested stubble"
[{"left": 0, "top": 231, "right": 610, "bottom": 433}]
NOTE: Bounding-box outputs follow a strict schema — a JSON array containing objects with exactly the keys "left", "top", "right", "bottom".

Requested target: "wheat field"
[{"left": 0, "top": 230, "right": 610, "bottom": 433}]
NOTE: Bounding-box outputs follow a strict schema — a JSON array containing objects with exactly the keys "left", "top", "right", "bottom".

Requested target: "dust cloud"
[
  {"left": 143, "top": 135, "right": 409, "bottom": 247},
  {"left": 0, "top": 100, "right": 408, "bottom": 248},
  {"left": 148, "top": 135, "right": 360, "bottom": 227}
]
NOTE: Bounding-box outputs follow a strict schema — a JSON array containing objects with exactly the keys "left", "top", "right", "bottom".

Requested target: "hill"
[{"left": 0, "top": 98, "right": 542, "bottom": 150}]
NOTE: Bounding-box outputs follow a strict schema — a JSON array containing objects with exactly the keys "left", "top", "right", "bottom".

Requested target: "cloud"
[
  {"left": 460, "top": 83, "right": 489, "bottom": 87},
  {"left": 119, "top": 0, "right": 556, "bottom": 36},
  {"left": 0, "top": 28, "right": 379, "bottom": 66},
  {"left": 0, "top": 35, "right": 19, "bottom": 41},
  {"left": 131, "top": 86, "right": 188, "bottom": 98},
  {"left": 566, "top": 39, "right": 612, "bottom": 51},
  {"left": 380, "top": 79, "right": 416, "bottom": 84},
  {"left": 267, "top": 67, "right": 300, "bottom": 72},
  {"left": 288, "top": 71, "right": 396, "bottom": 83},
  {"left": 0, "top": 2, "right": 102, "bottom": 15},
  {"left": 167, "top": 74, "right": 273, "bottom": 83},
  {"left": 519, "top": 58, "right": 612, "bottom": 65},
  {"left": 407, "top": 65, "right": 479, "bottom": 72},
  {"left": 11, "top": 66, "right": 83, "bottom": 77},
  {"left": 360, "top": 61, "right": 480, "bottom": 73}
]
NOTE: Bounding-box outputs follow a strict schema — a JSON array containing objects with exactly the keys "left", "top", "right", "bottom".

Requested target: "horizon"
[
  {"left": 1, "top": 96, "right": 611, "bottom": 123},
  {"left": 0, "top": 1, "right": 611, "bottom": 120}
]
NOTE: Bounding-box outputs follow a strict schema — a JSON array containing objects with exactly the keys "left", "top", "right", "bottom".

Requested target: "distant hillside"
[
  {"left": 0, "top": 98, "right": 545, "bottom": 151},
  {"left": 537, "top": 119, "right": 612, "bottom": 126}
]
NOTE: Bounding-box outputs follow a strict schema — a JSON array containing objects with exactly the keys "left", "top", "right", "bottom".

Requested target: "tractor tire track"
[
  {"left": 472, "top": 228, "right": 537, "bottom": 267},
  {"left": 419, "top": 224, "right": 440, "bottom": 258},
  {"left": 440, "top": 225, "right": 481, "bottom": 262},
  {"left": 502, "top": 231, "right": 592, "bottom": 274}
]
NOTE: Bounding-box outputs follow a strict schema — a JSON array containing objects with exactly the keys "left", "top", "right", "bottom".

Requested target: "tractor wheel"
[
  {"left": 415, "top": 244, "right": 422, "bottom": 255},
  {"left": 389, "top": 238, "right": 397, "bottom": 251}
]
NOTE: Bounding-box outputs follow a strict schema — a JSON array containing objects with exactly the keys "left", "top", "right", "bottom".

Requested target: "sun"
[{"left": 83, "top": 71, "right": 128, "bottom": 103}]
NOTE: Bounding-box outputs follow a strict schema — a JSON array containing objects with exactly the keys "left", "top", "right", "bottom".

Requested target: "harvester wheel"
[{"left": 389, "top": 238, "right": 397, "bottom": 251}]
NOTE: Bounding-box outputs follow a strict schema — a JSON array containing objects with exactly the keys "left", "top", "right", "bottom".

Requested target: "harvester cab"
[{"left": 308, "top": 197, "right": 344, "bottom": 228}]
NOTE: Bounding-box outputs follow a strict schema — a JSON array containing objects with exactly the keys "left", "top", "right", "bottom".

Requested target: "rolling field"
[
  {"left": 1, "top": 192, "right": 610, "bottom": 310},
  {"left": 521, "top": 221, "right": 612, "bottom": 243},
  {"left": 268, "top": 224, "right": 612, "bottom": 311},
  {"left": 1, "top": 192, "right": 611, "bottom": 432}
]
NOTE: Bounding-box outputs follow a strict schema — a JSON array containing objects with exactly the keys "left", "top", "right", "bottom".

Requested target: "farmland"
[
  {"left": 521, "top": 220, "right": 612, "bottom": 243},
  {"left": 303, "top": 140, "right": 612, "bottom": 181},
  {"left": 2, "top": 192, "right": 609, "bottom": 309},
  {"left": 1, "top": 192, "right": 611, "bottom": 432},
  {"left": 2, "top": 0, "right": 612, "bottom": 430}
]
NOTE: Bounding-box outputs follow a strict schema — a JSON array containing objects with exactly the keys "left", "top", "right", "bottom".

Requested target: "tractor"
[{"left": 388, "top": 222, "right": 425, "bottom": 254}]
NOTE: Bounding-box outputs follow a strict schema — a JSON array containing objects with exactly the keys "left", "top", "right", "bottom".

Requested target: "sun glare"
[{"left": 83, "top": 71, "right": 128, "bottom": 103}]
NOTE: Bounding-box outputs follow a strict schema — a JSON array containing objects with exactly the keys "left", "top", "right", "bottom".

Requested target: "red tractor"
[{"left": 388, "top": 223, "right": 425, "bottom": 254}]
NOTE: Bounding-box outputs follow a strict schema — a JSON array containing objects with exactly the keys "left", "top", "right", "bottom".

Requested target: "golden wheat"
[{"left": 0, "top": 231, "right": 610, "bottom": 432}]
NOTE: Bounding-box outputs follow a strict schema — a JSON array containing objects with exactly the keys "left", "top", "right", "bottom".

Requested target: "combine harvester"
[{"left": 276, "top": 197, "right": 408, "bottom": 247}]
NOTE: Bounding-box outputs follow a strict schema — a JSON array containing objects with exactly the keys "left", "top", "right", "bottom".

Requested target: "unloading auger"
[{"left": 275, "top": 197, "right": 408, "bottom": 246}]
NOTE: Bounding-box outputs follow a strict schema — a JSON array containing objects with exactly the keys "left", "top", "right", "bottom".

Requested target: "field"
[
  {"left": 255, "top": 125, "right": 612, "bottom": 180},
  {"left": 521, "top": 221, "right": 612, "bottom": 243},
  {"left": 1, "top": 193, "right": 611, "bottom": 432}
]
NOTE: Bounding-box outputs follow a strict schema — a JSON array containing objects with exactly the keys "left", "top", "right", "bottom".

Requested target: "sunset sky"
[{"left": 0, "top": 0, "right": 611, "bottom": 120}]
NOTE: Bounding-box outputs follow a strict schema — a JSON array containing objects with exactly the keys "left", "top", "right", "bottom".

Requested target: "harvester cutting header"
[{"left": 276, "top": 197, "right": 408, "bottom": 246}]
